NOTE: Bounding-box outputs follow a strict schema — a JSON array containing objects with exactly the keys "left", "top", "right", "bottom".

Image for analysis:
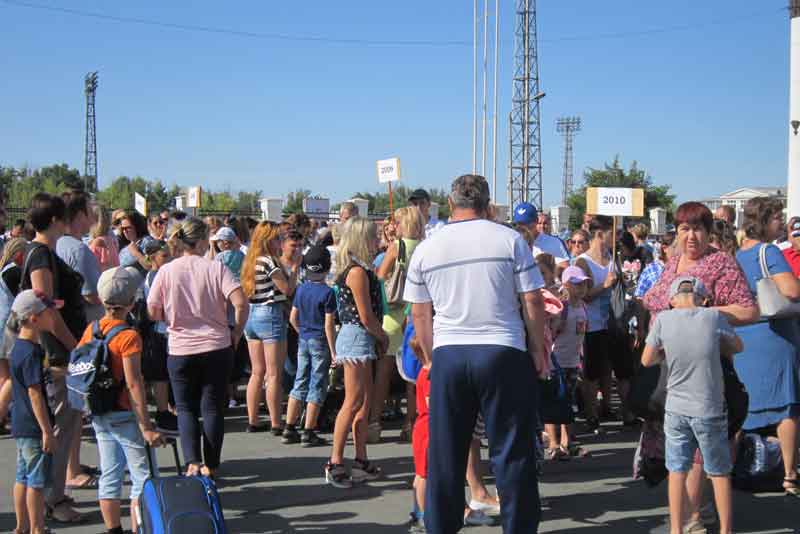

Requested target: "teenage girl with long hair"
[{"left": 241, "top": 221, "right": 297, "bottom": 434}]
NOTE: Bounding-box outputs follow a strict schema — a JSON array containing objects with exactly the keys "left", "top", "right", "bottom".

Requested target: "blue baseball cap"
[{"left": 512, "top": 202, "right": 538, "bottom": 225}]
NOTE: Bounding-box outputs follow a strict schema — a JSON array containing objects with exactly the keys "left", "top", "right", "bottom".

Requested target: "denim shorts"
[
  {"left": 290, "top": 337, "right": 331, "bottom": 405},
  {"left": 245, "top": 303, "right": 287, "bottom": 343},
  {"left": 92, "top": 411, "right": 156, "bottom": 500},
  {"left": 335, "top": 324, "right": 376, "bottom": 364},
  {"left": 664, "top": 411, "right": 732, "bottom": 476},
  {"left": 15, "top": 437, "right": 53, "bottom": 489}
]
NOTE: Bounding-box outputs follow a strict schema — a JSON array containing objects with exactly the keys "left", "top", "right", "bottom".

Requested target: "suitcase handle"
[{"left": 145, "top": 438, "right": 182, "bottom": 478}]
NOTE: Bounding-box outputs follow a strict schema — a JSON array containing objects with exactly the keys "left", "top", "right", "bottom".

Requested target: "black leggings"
[{"left": 167, "top": 347, "right": 233, "bottom": 469}]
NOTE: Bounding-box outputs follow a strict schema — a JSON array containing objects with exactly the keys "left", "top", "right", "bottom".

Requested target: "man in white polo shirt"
[
  {"left": 514, "top": 203, "right": 570, "bottom": 273},
  {"left": 404, "top": 174, "right": 546, "bottom": 534}
]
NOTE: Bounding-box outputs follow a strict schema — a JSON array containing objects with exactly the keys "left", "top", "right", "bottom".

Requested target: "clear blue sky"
[{"left": 0, "top": 0, "right": 791, "bottom": 208}]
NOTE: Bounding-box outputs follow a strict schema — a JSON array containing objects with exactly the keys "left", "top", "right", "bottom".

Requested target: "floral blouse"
[{"left": 642, "top": 249, "right": 754, "bottom": 317}]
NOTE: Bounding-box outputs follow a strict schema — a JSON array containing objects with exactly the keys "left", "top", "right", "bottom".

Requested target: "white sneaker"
[{"left": 468, "top": 498, "right": 500, "bottom": 516}]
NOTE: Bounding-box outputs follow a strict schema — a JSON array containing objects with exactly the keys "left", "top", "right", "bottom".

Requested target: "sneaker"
[
  {"left": 464, "top": 509, "right": 495, "bottom": 527},
  {"left": 408, "top": 518, "right": 427, "bottom": 533},
  {"left": 155, "top": 411, "right": 178, "bottom": 433},
  {"left": 468, "top": 498, "right": 500, "bottom": 516},
  {"left": 301, "top": 430, "right": 327, "bottom": 447},
  {"left": 366, "top": 422, "right": 382, "bottom": 444},
  {"left": 271, "top": 426, "right": 284, "bottom": 437},
  {"left": 282, "top": 427, "right": 301, "bottom": 444},
  {"left": 324, "top": 462, "right": 353, "bottom": 489},
  {"left": 585, "top": 417, "right": 601, "bottom": 435},
  {"left": 351, "top": 458, "right": 381, "bottom": 482}
]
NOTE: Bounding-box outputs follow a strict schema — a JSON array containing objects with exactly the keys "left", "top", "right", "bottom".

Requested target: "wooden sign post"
[
  {"left": 377, "top": 157, "right": 401, "bottom": 215},
  {"left": 187, "top": 186, "right": 202, "bottom": 217},
  {"left": 586, "top": 187, "right": 645, "bottom": 260}
]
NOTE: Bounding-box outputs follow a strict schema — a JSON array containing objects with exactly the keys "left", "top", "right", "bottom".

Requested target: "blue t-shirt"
[
  {"left": 293, "top": 281, "right": 337, "bottom": 340},
  {"left": 10, "top": 339, "right": 51, "bottom": 438},
  {"left": 735, "top": 243, "right": 792, "bottom": 296}
]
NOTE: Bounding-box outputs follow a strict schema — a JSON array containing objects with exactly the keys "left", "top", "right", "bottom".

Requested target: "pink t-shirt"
[{"left": 147, "top": 254, "right": 241, "bottom": 356}]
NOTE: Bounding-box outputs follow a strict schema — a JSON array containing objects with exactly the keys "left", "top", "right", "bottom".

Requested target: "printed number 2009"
[{"left": 602, "top": 195, "right": 626, "bottom": 205}]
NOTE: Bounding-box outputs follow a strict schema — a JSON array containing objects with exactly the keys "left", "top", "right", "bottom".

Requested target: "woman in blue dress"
[{"left": 735, "top": 197, "right": 800, "bottom": 497}]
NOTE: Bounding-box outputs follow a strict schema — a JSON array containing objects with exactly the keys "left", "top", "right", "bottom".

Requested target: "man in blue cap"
[{"left": 513, "top": 202, "right": 570, "bottom": 274}]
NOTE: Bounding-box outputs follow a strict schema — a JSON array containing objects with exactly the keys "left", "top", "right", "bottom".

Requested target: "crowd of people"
[{"left": 0, "top": 178, "right": 798, "bottom": 534}]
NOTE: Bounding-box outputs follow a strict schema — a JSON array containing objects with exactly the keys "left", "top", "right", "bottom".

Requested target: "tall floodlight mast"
[
  {"left": 84, "top": 71, "right": 98, "bottom": 192},
  {"left": 788, "top": 0, "right": 800, "bottom": 216},
  {"left": 556, "top": 116, "right": 582, "bottom": 205},
  {"left": 508, "top": 0, "right": 544, "bottom": 210}
]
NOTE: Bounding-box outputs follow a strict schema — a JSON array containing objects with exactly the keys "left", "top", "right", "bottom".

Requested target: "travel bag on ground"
[{"left": 139, "top": 440, "right": 227, "bottom": 534}]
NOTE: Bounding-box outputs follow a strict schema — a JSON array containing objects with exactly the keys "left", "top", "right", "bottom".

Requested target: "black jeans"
[{"left": 167, "top": 347, "right": 233, "bottom": 469}]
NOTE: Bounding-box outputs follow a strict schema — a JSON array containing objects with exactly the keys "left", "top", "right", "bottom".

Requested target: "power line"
[{"left": 0, "top": 0, "right": 785, "bottom": 48}]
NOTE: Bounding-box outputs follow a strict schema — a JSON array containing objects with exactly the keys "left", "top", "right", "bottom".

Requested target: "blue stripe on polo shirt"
[
  {"left": 514, "top": 263, "right": 538, "bottom": 274},
  {"left": 420, "top": 257, "right": 513, "bottom": 276}
]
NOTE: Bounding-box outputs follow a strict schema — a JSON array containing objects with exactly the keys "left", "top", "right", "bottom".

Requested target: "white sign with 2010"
[{"left": 595, "top": 187, "right": 634, "bottom": 216}]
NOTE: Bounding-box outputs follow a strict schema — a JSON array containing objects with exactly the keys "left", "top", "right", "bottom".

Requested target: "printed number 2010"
[{"left": 602, "top": 195, "right": 626, "bottom": 205}]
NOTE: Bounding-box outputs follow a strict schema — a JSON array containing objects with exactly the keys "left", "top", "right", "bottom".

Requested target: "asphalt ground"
[{"left": 1, "top": 406, "right": 798, "bottom": 533}]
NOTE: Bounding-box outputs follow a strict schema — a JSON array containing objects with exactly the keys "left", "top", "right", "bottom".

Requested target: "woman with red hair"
[{"left": 642, "top": 201, "right": 758, "bottom": 531}]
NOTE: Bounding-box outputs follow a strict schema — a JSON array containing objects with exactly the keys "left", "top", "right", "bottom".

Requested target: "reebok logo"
[{"left": 68, "top": 361, "right": 95, "bottom": 376}]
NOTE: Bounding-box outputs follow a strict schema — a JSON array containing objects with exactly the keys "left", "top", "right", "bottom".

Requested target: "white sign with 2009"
[{"left": 377, "top": 157, "right": 401, "bottom": 184}]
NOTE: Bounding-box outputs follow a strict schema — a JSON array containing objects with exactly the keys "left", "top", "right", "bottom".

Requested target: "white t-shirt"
[
  {"left": 578, "top": 253, "right": 612, "bottom": 332},
  {"left": 425, "top": 220, "right": 445, "bottom": 239},
  {"left": 403, "top": 219, "right": 544, "bottom": 351},
  {"left": 533, "top": 233, "right": 570, "bottom": 265}
]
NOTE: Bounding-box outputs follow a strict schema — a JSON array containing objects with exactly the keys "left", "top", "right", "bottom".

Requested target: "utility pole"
[
  {"left": 788, "top": 0, "right": 800, "bottom": 216},
  {"left": 84, "top": 71, "right": 98, "bottom": 192},
  {"left": 508, "top": 0, "right": 544, "bottom": 210},
  {"left": 556, "top": 116, "right": 582, "bottom": 205}
]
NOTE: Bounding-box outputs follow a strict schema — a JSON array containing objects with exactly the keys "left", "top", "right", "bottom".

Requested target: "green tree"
[
  {"left": 566, "top": 156, "right": 675, "bottom": 230},
  {"left": 284, "top": 189, "right": 312, "bottom": 215}
]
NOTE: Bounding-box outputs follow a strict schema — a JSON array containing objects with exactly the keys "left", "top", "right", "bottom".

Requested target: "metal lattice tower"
[
  {"left": 556, "top": 116, "right": 581, "bottom": 205},
  {"left": 84, "top": 71, "right": 98, "bottom": 192},
  {"left": 508, "top": 0, "right": 544, "bottom": 210}
]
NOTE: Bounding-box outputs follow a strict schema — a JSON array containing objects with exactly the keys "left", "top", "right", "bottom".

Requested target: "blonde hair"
[
  {"left": 90, "top": 205, "right": 110, "bottom": 239},
  {"left": 631, "top": 223, "right": 649, "bottom": 240},
  {"left": 336, "top": 217, "right": 377, "bottom": 278},
  {"left": 394, "top": 206, "right": 424, "bottom": 240},
  {"left": 330, "top": 223, "right": 342, "bottom": 245},
  {"left": 168, "top": 217, "right": 208, "bottom": 254},
  {"left": 0, "top": 238, "right": 27, "bottom": 268},
  {"left": 241, "top": 221, "right": 282, "bottom": 297},
  {"left": 111, "top": 208, "right": 126, "bottom": 226}
]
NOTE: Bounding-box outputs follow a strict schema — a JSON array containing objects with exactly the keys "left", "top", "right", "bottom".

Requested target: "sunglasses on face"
[
  {"left": 121, "top": 225, "right": 135, "bottom": 232},
  {"left": 570, "top": 239, "right": 587, "bottom": 245},
  {"left": 153, "top": 220, "right": 165, "bottom": 226}
]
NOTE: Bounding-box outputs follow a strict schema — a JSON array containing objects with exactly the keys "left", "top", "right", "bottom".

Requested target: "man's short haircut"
[
  {"left": 450, "top": 174, "right": 490, "bottom": 213},
  {"left": 61, "top": 191, "right": 91, "bottom": 223},
  {"left": 28, "top": 193, "right": 66, "bottom": 232},
  {"left": 588, "top": 215, "right": 613, "bottom": 235}
]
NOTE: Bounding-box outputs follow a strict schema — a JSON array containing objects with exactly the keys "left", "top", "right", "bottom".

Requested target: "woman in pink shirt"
[
  {"left": 88, "top": 206, "right": 119, "bottom": 271},
  {"left": 147, "top": 217, "right": 249, "bottom": 478}
]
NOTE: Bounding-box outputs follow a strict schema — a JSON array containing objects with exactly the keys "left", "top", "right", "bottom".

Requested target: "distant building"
[{"left": 701, "top": 187, "right": 788, "bottom": 226}]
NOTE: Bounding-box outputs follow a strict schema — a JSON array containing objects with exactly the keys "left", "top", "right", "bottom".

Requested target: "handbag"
[
  {"left": 755, "top": 244, "right": 800, "bottom": 318},
  {"left": 384, "top": 239, "right": 407, "bottom": 307}
]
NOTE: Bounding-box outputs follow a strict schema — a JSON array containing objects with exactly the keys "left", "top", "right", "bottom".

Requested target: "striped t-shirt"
[{"left": 250, "top": 256, "right": 286, "bottom": 305}]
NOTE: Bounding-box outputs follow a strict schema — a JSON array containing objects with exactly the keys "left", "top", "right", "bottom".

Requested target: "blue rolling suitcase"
[{"left": 139, "top": 440, "right": 227, "bottom": 534}]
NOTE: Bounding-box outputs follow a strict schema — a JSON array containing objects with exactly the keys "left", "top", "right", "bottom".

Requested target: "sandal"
[
  {"left": 80, "top": 463, "right": 101, "bottom": 476},
  {"left": 784, "top": 478, "right": 800, "bottom": 497},
  {"left": 185, "top": 463, "right": 202, "bottom": 477},
  {"left": 544, "top": 448, "right": 559, "bottom": 461},
  {"left": 65, "top": 472, "right": 98, "bottom": 490},
  {"left": 46, "top": 498, "right": 86, "bottom": 524}
]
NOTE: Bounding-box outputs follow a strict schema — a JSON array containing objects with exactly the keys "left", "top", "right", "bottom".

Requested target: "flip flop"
[
  {"left": 80, "top": 464, "right": 101, "bottom": 476},
  {"left": 65, "top": 473, "right": 99, "bottom": 490}
]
